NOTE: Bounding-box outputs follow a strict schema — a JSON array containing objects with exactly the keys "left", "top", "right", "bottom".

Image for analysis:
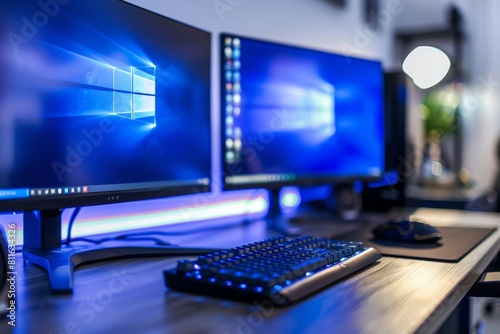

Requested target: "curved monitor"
[
  {"left": 221, "top": 34, "right": 384, "bottom": 190},
  {"left": 0, "top": 0, "right": 211, "bottom": 212}
]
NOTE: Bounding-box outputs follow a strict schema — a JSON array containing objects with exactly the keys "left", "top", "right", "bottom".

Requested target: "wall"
[
  {"left": 461, "top": 0, "right": 500, "bottom": 190},
  {"left": 126, "top": 0, "right": 394, "bottom": 59}
]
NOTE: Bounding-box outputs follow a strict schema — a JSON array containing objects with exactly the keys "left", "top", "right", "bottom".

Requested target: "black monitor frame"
[
  {"left": 220, "top": 33, "right": 385, "bottom": 190},
  {"left": 0, "top": 0, "right": 213, "bottom": 293},
  {"left": 219, "top": 33, "right": 385, "bottom": 232}
]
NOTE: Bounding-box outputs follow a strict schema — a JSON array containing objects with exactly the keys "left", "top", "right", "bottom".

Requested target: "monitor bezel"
[
  {"left": 0, "top": 184, "right": 211, "bottom": 212},
  {"left": 0, "top": 0, "right": 212, "bottom": 213},
  {"left": 220, "top": 33, "right": 385, "bottom": 191}
]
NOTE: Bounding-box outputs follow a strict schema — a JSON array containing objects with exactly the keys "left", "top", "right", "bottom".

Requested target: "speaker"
[
  {"left": 334, "top": 184, "right": 362, "bottom": 221},
  {"left": 0, "top": 226, "right": 8, "bottom": 315}
]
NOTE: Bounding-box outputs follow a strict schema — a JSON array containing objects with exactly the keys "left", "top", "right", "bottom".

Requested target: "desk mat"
[{"left": 333, "top": 225, "right": 497, "bottom": 262}]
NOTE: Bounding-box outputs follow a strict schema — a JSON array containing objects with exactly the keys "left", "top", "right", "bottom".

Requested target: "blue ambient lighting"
[{"left": 280, "top": 188, "right": 301, "bottom": 209}]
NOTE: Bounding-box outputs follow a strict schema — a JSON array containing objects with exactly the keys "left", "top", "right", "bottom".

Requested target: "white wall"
[
  {"left": 460, "top": 0, "right": 500, "bottom": 189},
  {"left": 126, "top": 0, "right": 394, "bottom": 60}
]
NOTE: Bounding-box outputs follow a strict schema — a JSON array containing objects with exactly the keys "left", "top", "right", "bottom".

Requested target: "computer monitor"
[
  {"left": 0, "top": 0, "right": 211, "bottom": 292},
  {"left": 220, "top": 34, "right": 385, "bottom": 232}
]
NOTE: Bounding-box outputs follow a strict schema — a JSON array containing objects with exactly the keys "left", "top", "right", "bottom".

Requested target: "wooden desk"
[{"left": 2, "top": 208, "right": 499, "bottom": 334}]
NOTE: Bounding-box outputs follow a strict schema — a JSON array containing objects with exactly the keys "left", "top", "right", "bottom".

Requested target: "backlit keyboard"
[{"left": 164, "top": 235, "right": 381, "bottom": 305}]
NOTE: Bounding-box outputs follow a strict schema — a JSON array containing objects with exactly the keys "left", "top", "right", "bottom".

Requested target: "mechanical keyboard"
[{"left": 164, "top": 235, "right": 381, "bottom": 305}]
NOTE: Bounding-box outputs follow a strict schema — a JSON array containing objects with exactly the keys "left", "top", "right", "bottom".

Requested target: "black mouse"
[{"left": 372, "top": 216, "right": 443, "bottom": 243}]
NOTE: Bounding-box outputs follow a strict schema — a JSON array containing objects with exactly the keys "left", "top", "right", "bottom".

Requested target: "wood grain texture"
[{"left": 7, "top": 209, "right": 500, "bottom": 334}]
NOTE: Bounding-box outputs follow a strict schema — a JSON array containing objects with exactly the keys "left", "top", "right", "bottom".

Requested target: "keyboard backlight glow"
[{"left": 239, "top": 283, "right": 247, "bottom": 289}]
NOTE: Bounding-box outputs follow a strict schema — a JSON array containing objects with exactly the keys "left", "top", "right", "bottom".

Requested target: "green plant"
[{"left": 420, "top": 88, "right": 458, "bottom": 142}]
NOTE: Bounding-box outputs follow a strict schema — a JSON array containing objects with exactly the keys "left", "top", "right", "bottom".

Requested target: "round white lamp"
[{"left": 402, "top": 46, "right": 451, "bottom": 89}]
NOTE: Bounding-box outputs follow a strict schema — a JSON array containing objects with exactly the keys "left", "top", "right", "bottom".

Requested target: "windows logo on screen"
[{"left": 112, "top": 65, "right": 156, "bottom": 126}]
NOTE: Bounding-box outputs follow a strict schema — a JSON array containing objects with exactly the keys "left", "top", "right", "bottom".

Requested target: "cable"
[
  {"left": 64, "top": 207, "right": 81, "bottom": 245},
  {"left": 63, "top": 190, "right": 266, "bottom": 247},
  {"left": 109, "top": 219, "right": 259, "bottom": 239},
  {"left": 63, "top": 206, "right": 261, "bottom": 247},
  {"left": 68, "top": 235, "right": 175, "bottom": 246}
]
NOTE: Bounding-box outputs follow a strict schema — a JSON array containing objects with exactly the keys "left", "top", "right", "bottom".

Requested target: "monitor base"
[
  {"left": 23, "top": 244, "right": 217, "bottom": 293},
  {"left": 22, "top": 210, "right": 217, "bottom": 293},
  {"left": 266, "top": 215, "right": 302, "bottom": 236},
  {"left": 266, "top": 189, "right": 302, "bottom": 236}
]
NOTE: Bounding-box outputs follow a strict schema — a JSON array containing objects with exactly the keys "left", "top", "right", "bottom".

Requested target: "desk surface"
[{"left": 2, "top": 208, "right": 499, "bottom": 334}]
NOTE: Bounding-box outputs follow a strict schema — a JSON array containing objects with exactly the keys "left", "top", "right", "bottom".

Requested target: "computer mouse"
[{"left": 372, "top": 216, "right": 443, "bottom": 243}]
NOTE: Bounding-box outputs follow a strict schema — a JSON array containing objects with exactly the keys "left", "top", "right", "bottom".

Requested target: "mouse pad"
[{"left": 332, "top": 225, "right": 497, "bottom": 262}]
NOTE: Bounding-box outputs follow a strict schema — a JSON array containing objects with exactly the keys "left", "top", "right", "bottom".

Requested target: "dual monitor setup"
[{"left": 0, "top": 0, "right": 384, "bottom": 292}]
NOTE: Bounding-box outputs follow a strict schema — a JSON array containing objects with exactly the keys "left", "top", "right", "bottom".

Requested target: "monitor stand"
[
  {"left": 23, "top": 210, "right": 217, "bottom": 294},
  {"left": 265, "top": 189, "right": 302, "bottom": 236},
  {"left": 332, "top": 183, "right": 363, "bottom": 221}
]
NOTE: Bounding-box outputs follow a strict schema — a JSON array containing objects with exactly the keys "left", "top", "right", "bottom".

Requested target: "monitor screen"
[
  {"left": 0, "top": 0, "right": 211, "bottom": 212},
  {"left": 221, "top": 34, "right": 385, "bottom": 189}
]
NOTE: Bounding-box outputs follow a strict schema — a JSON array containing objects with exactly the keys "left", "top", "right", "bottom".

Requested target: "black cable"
[
  {"left": 118, "top": 236, "right": 175, "bottom": 246},
  {"left": 110, "top": 220, "right": 256, "bottom": 238},
  {"left": 67, "top": 218, "right": 260, "bottom": 246},
  {"left": 69, "top": 235, "right": 175, "bottom": 246},
  {"left": 64, "top": 207, "right": 82, "bottom": 244},
  {"left": 67, "top": 236, "right": 114, "bottom": 245}
]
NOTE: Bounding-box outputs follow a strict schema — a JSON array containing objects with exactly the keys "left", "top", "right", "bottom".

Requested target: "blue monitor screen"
[
  {"left": 0, "top": 0, "right": 211, "bottom": 210},
  {"left": 221, "top": 34, "right": 385, "bottom": 188}
]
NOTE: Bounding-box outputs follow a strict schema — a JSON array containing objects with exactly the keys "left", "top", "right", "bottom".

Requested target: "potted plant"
[{"left": 419, "top": 85, "right": 459, "bottom": 185}]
